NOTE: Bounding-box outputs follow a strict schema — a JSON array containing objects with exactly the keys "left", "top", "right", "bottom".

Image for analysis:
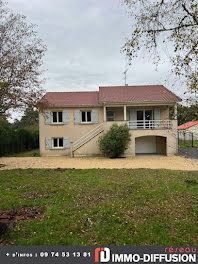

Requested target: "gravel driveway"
[
  {"left": 1, "top": 155, "right": 198, "bottom": 171},
  {"left": 179, "top": 148, "right": 198, "bottom": 159}
]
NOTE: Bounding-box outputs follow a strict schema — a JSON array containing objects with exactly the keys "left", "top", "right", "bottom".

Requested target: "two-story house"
[{"left": 39, "top": 85, "right": 181, "bottom": 157}]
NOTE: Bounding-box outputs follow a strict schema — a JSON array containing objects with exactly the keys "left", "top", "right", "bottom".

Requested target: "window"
[
  {"left": 107, "top": 111, "right": 115, "bottom": 121},
  {"left": 52, "top": 111, "right": 63, "bottom": 123},
  {"left": 136, "top": 110, "right": 153, "bottom": 129},
  {"left": 53, "top": 138, "right": 63, "bottom": 148},
  {"left": 81, "top": 111, "right": 91, "bottom": 123}
]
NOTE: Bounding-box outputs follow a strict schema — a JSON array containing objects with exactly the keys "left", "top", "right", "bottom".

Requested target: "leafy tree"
[
  {"left": 170, "top": 104, "right": 198, "bottom": 125},
  {"left": 99, "top": 124, "right": 131, "bottom": 158},
  {"left": 13, "top": 108, "right": 39, "bottom": 129},
  {"left": 122, "top": 0, "right": 198, "bottom": 93},
  {"left": 0, "top": 0, "right": 46, "bottom": 116}
]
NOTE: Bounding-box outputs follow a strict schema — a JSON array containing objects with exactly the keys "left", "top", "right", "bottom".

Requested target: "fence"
[{"left": 178, "top": 130, "right": 198, "bottom": 148}]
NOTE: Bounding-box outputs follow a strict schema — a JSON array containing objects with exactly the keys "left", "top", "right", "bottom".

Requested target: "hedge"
[{"left": 0, "top": 120, "right": 39, "bottom": 156}]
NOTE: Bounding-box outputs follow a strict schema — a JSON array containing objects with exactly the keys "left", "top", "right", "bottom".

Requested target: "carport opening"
[{"left": 135, "top": 136, "right": 167, "bottom": 156}]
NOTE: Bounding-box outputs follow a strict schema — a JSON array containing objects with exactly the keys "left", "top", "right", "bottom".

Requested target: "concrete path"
[{"left": 0, "top": 155, "right": 198, "bottom": 171}]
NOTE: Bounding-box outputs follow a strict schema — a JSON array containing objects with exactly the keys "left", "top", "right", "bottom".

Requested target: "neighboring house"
[
  {"left": 39, "top": 85, "right": 181, "bottom": 157},
  {"left": 178, "top": 121, "right": 198, "bottom": 140}
]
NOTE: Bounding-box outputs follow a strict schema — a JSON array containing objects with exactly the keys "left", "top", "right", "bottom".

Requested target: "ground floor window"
[
  {"left": 81, "top": 111, "right": 91, "bottom": 123},
  {"left": 53, "top": 138, "right": 63, "bottom": 148}
]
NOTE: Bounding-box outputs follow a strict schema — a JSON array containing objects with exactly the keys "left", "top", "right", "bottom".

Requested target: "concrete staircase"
[{"left": 72, "top": 123, "right": 104, "bottom": 153}]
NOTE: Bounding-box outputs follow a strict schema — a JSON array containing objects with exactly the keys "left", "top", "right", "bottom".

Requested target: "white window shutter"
[
  {"left": 91, "top": 110, "right": 98, "bottom": 123},
  {"left": 63, "top": 110, "right": 69, "bottom": 124},
  {"left": 130, "top": 109, "right": 137, "bottom": 129},
  {"left": 63, "top": 137, "right": 70, "bottom": 149},
  {"left": 74, "top": 110, "right": 81, "bottom": 124},
  {"left": 154, "top": 108, "right": 160, "bottom": 128},
  {"left": 45, "top": 137, "right": 52, "bottom": 149},
  {"left": 44, "top": 110, "right": 51, "bottom": 124}
]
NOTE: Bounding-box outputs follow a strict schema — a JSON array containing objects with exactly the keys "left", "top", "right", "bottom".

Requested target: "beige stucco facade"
[
  {"left": 39, "top": 104, "right": 178, "bottom": 157},
  {"left": 39, "top": 106, "right": 103, "bottom": 156}
]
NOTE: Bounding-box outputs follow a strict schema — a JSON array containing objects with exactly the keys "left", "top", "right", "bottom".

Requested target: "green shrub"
[{"left": 99, "top": 124, "right": 131, "bottom": 158}]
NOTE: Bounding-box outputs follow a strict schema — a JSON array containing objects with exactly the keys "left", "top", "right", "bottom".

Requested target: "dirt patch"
[{"left": 0, "top": 206, "right": 45, "bottom": 242}]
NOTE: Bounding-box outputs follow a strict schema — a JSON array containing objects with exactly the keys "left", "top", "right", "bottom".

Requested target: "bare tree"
[
  {"left": 0, "top": 0, "right": 46, "bottom": 116},
  {"left": 122, "top": 0, "right": 198, "bottom": 93}
]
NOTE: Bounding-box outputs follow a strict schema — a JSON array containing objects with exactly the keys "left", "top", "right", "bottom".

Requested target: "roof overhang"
[
  {"left": 39, "top": 104, "right": 101, "bottom": 109},
  {"left": 100, "top": 101, "right": 179, "bottom": 107},
  {"left": 40, "top": 101, "right": 179, "bottom": 108}
]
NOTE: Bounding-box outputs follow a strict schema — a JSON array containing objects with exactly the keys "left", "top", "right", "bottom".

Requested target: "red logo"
[{"left": 95, "top": 247, "right": 110, "bottom": 263}]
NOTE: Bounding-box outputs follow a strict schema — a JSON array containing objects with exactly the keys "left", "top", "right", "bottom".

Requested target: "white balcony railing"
[{"left": 128, "top": 120, "right": 172, "bottom": 130}]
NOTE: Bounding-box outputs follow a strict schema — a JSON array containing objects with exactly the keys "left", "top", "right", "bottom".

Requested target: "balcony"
[
  {"left": 128, "top": 120, "right": 172, "bottom": 130},
  {"left": 104, "top": 120, "right": 176, "bottom": 131},
  {"left": 103, "top": 104, "right": 177, "bottom": 131}
]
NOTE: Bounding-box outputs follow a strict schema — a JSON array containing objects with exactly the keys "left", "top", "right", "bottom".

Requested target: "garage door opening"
[{"left": 135, "top": 136, "right": 166, "bottom": 155}]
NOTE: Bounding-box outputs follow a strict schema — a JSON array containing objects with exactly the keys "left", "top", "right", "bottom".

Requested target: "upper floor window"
[
  {"left": 107, "top": 111, "right": 115, "bottom": 121},
  {"left": 81, "top": 111, "right": 91, "bottom": 123},
  {"left": 53, "top": 111, "right": 63, "bottom": 123}
]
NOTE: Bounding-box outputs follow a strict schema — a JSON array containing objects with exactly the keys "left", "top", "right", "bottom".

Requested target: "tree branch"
[
  {"left": 146, "top": 23, "right": 197, "bottom": 33},
  {"left": 182, "top": 4, "right": 198, "bottom": 25},
  {"left": 184, "top": 42, "right": 198, "bottom": 61}
]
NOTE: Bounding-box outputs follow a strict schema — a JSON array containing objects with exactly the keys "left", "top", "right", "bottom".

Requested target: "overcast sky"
[{"left": 7, "top": 0, "right": 184, "bottom": 98}]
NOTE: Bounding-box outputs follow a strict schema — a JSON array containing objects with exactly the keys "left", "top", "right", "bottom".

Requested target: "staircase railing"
[{"left": 72, "top": 123, "right": 104, "bottom": 152}]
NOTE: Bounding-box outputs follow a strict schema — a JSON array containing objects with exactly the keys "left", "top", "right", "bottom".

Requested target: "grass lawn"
[
  {"left": 179, "top": 139, "right": 198, "bottom": 148},
  {"left": 0, "top": 168, "right": 198, "bottom": 245},
  {"left": 6, "top": 149, "right": 40, "bottom": 157}
]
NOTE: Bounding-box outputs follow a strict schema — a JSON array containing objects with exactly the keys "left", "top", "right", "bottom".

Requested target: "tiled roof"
[
  {"left": 178, "top": 121, "right": 198, "bottom": 130},
  {"left": 99, "top": 85, "right": 181, "bottom": 103},
  {"left": 40, "top": 85, "right": 181, "bottom": 107},
  {"left": 40, "top": 91, "right": 99, "bottom": 106}
]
